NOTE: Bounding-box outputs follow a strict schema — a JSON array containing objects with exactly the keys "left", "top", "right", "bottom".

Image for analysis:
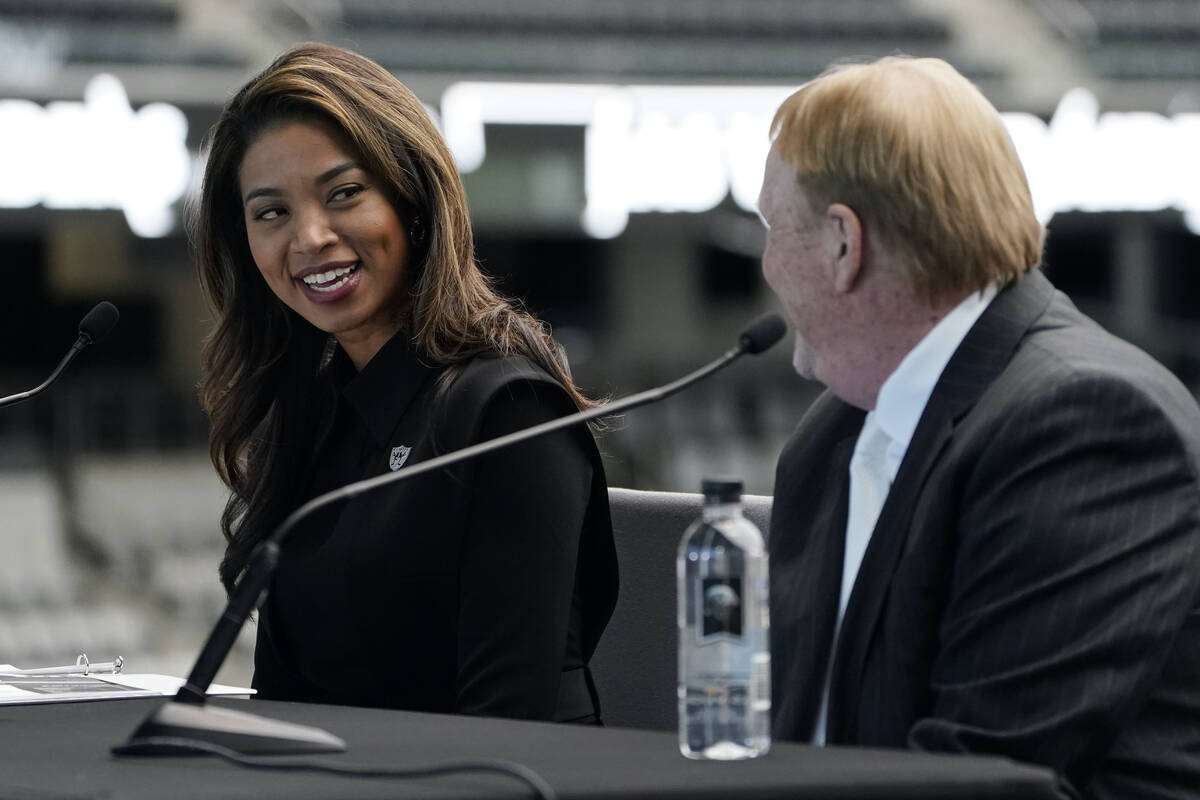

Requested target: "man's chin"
[{"left": 791, "top": 344, "right": 818, "bottom": 382}]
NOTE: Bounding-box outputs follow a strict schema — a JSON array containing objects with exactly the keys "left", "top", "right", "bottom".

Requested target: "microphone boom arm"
[
  {"left": 174, "top": 341, "right": 749, "bottom": 706},
  {"left": 276, "top": 342, "right": 746, "bottom": 546},
  {"left": 0, "top": 340, "right": 87, "bottom": 409},
  {"left": 0, "top": 301, "right": 120, "bottom": 409},
  {"left": 115, "top": 314, "right": 784, "bottom": 756}
]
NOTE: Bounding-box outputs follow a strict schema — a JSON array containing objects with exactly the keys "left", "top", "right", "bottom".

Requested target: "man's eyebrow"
[{"left": 242, "top": 161, "right": 360, "bottom": 205}]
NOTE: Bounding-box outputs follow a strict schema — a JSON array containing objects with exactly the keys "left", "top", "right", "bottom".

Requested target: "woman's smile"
[
  {"left": 296, "top": 260, "right": 361, "bottom": 300},
  {"left": 239, "top": 119, "right": 412, "bottom": 368}
]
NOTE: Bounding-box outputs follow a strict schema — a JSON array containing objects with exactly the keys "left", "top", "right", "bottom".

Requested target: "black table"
[{"left": 0, "top": 696, "right": 1068, "bottom": 799}]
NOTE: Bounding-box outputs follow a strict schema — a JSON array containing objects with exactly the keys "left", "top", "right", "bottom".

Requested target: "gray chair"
[{"left": 591, "top": 487, "right": 772, "bottom": 731}]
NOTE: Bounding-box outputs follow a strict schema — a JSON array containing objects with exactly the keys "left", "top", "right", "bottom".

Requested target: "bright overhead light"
[
  {"left": 2, "top": 78, "right": 1196, "bottom": 240},
  {"left": 1006, "top": 88, "right": 1200, "bottom": 234},
  {"left": 441, "top": 81, "right": 1200, "bottom": 237},
  {"left": 442, "top": 82, "right": 792, "bottom": 238},
  {"left": 0, "top": 74, "right": 190, "bottom": 237}
]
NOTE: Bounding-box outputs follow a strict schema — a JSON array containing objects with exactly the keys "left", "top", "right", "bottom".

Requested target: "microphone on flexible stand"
[
  {"left": 0, "top": 301, "right": 120, "bottom": 409},
  {"left": 112, "top": 313, "right": 787, "bottom": 757}
]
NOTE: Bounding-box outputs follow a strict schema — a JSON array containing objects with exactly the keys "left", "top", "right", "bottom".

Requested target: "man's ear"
[{"left": 827, "top": 203, "right": 863, "bottom": 294}]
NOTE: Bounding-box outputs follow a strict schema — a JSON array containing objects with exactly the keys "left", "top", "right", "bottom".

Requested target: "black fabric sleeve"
[{"left": 453, "top": 379, "right": 594, "bottom": 720}]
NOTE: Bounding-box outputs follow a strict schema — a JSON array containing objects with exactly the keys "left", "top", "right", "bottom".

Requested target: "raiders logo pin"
[{"left": 388, "top": 445, "right": 411, "bottom": 471}]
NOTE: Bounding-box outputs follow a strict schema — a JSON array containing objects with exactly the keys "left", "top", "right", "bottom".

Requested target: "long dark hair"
[{"left": 194, "top": 42, "right": 597, "bottom": 591}]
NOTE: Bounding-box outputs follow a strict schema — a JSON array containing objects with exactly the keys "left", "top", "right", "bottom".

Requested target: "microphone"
[
  {"left": 112, "top": 313, "right": 786, "bottom": 757},
  {"left": 0, "top": 301, "right": 120, "bottom": 409}
]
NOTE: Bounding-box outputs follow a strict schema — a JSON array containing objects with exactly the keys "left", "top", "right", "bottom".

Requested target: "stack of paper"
[{"left": 0, "top": 664, "right": 253, "bottom": 705}]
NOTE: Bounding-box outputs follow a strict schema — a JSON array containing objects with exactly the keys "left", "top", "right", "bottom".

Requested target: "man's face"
[{"left": 757, "top": 149, "right": 836, "bottom": 382}]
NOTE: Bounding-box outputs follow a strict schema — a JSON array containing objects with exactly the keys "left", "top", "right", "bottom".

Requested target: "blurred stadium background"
[{"left": 0, "top": 0, "right": 1197, "bottom": 688}]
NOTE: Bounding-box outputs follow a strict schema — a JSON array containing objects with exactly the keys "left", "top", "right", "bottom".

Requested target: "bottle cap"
[{"left": 701, "top": 476, "right": 744, "bottom": 504}]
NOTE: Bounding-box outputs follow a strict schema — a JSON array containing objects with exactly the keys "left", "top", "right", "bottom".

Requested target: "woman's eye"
[
  {"left": 253, "top": 207, "right": 285, "bottom": 222},
  {"left": 330, "top": 184, "right": 364, "bottom": 202}
]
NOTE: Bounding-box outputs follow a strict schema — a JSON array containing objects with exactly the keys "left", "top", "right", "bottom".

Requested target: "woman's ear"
[{"left": 826, "top": 203, "right": 863, "bottom": 294}]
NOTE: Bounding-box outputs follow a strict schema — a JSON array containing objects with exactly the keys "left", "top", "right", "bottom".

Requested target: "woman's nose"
[{"left": 293, "top": 208, "right": 338, "bottom": 253}]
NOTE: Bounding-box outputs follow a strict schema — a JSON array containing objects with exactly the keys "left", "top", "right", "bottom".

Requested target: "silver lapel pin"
[{"left": 388, "top": 445, "right": 411, "bottom": 471}]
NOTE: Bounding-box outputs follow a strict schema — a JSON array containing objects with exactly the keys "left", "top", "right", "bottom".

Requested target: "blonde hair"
[{"left": 771, "top": 56, "right": 1043, "bottom": 302}]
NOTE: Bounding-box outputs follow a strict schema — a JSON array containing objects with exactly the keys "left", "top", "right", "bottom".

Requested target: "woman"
[{"left": 193, "top": 42, "right": 617, "bottom": 723}]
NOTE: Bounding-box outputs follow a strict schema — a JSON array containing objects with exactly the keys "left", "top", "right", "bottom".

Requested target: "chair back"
[{"left": 591, "top": 487, "right": 772, "bottom": 730}]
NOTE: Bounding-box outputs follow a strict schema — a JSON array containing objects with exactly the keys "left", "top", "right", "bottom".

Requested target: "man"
[{"left": 760, "top": 56, "right": 1200, "bottom": 799}]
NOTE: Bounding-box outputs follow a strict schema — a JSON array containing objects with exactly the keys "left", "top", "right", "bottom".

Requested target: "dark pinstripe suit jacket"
[{"left": 770, "top": 269, "right": 1200, "bottom": 799}]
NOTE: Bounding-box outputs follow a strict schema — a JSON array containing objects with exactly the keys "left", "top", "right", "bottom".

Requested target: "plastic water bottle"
[{"left": 677, "top": 477, "right": 770, "bottom": 760}]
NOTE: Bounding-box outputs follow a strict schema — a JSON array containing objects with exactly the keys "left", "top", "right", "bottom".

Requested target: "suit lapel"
[
  {"left": 826, "top": 401, "right": 955, "bottom": 742},
  {"left": 826, "top": 270, "right": 1057, "bottom": 742},
  {"left": 770, "top": 395, "right": 863, "bottom": 741},
  {"left": 792, "top": 436, "right": 855, "bottom": 738}
]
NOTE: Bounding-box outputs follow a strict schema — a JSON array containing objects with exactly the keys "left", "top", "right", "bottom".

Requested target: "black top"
[{"left": 252, "top": 332, "right": 618, "bottom": 722}]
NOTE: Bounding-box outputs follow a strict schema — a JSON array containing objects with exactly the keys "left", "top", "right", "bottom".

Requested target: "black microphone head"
[
  {"left": 738, "top": 313, "right": 786, "bottom": 355},
  {"left": 78, "top": 301, "right": 120, "bottom": 344}
]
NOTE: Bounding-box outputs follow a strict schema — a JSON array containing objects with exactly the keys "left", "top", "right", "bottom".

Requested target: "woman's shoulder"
[
  {"left": 459, "top": 352, "right": 558, "bottom": 386},
  {"left": 445, "top": 353, "right": 565, "bottom": 407},
  {"left": 433, "top": 353, "right": 573, "bottom": 449}
]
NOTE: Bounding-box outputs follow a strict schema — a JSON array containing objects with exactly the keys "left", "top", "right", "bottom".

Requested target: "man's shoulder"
[
  {"left": 951, "top": 294, "right": 1200, "bottom": 480},
  {"left": 1003, "top": 294, "right": 1200, "bottom": 426}
]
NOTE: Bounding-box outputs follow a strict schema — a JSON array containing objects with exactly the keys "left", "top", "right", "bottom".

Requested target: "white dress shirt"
[{"left": 812, "top": 284, "right": 997, "bottom": 745}]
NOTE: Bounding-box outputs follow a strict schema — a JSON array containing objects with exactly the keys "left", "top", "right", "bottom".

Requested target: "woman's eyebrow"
[
  {"left": 242, "top": 162, "right": 360, "bottom": 205},
  {"left": 314, "top": 161, "right": 358, "bottom": 185}
]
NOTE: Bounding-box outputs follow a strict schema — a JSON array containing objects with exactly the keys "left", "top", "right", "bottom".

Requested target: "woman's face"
[{"left": 238, "top": 120, "right": 411, "bottom": 369}]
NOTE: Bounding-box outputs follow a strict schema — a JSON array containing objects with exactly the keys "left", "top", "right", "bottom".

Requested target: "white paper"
[{"left": 0, "top": 664, "right": 254, "bottom": 705}]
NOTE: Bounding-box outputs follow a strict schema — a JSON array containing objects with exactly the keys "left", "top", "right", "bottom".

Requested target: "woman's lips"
[{"left": 296, "top": 262, "right": 362, "bottom": 303}]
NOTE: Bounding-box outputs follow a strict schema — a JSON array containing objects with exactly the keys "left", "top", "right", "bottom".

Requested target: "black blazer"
[
  {"left": 254, "top": 342, "right": 618, "bottom": 722},
  {"left": 770, "top": 270, "right": 1200, "bottom": 799}
]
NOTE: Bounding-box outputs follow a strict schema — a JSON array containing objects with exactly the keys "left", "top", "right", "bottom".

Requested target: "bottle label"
[{"left": 701, "top": 577, "right": 743, "bottom": 640}]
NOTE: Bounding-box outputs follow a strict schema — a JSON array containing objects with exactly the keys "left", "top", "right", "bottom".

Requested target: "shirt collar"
[
  {"left": 874, "top": 284, "right": 998, "bottom": 460},
  {"left": 337, "top": 331, "right": 440, "bottom": 447}
]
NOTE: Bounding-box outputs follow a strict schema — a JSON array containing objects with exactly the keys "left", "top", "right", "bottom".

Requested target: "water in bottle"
[{"left": 677, "top": 477, "right": 770, "bottom": 759}]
